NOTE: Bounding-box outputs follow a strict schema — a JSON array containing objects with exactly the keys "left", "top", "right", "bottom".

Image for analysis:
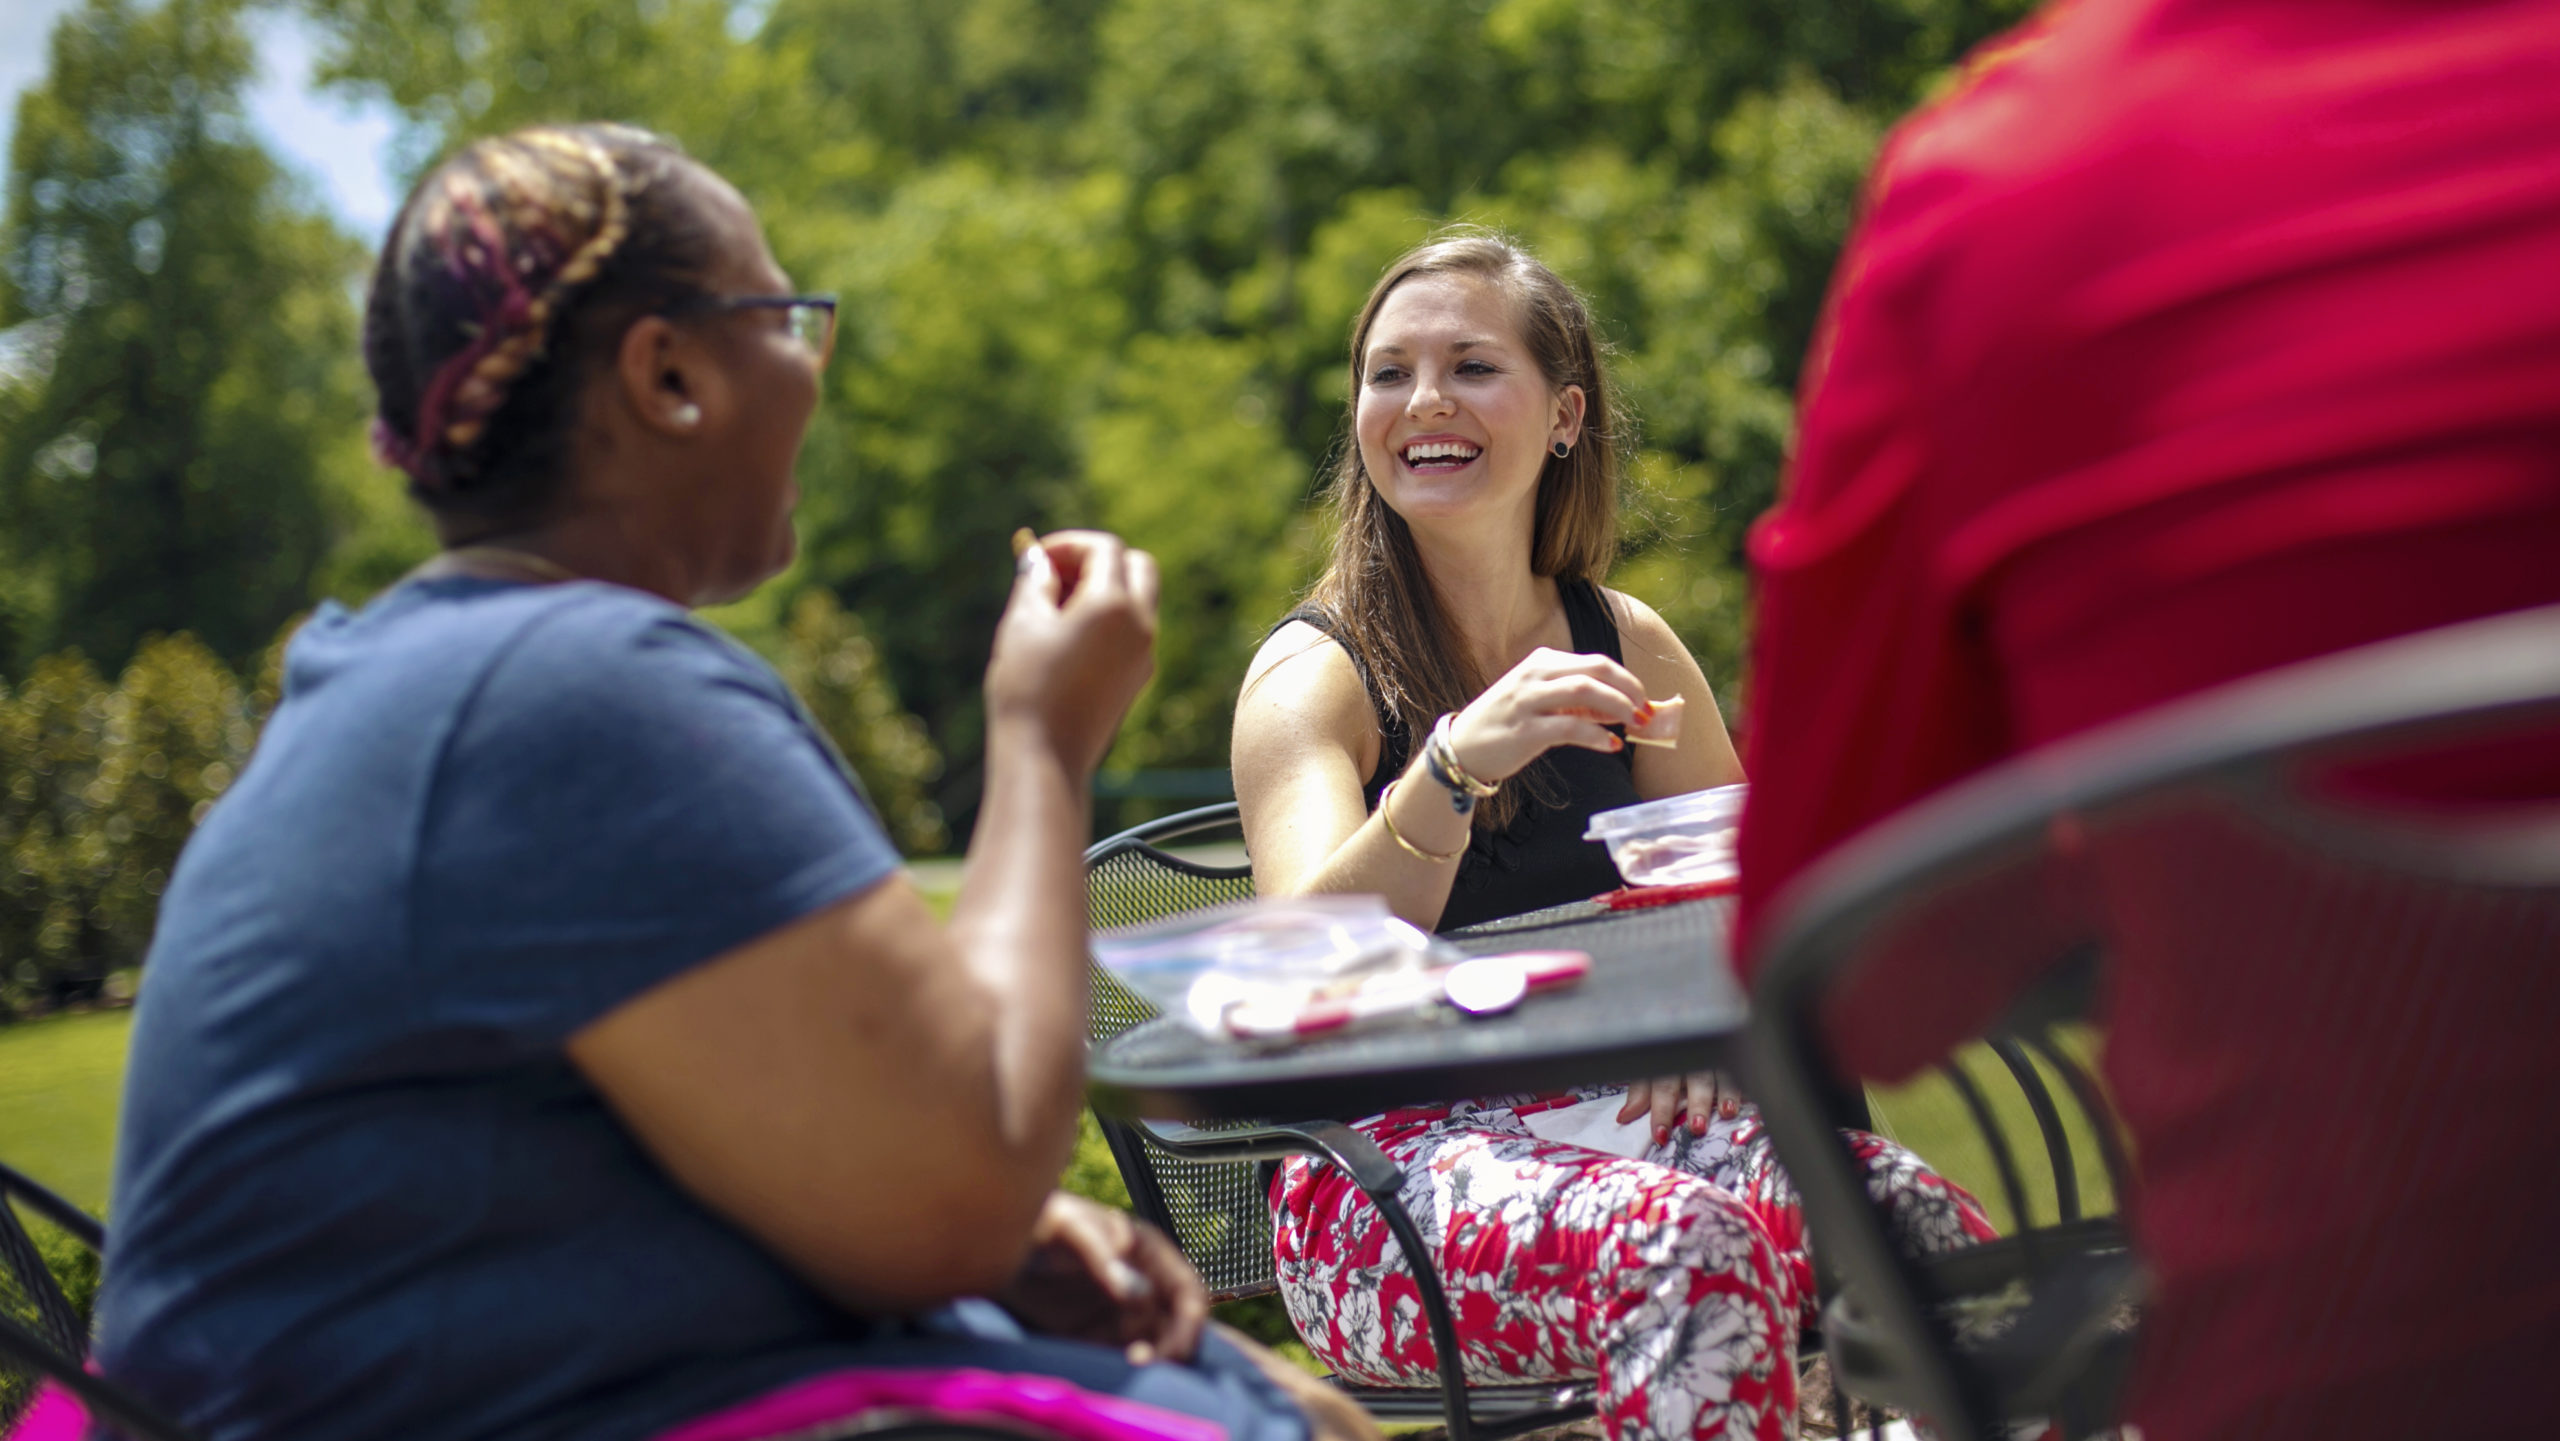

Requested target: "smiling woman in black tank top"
[
  {"left": 1225, "top": 234, "right": 1996, "bottom": 1441},
  {"left": 1274, "top": 578, "right": 1641, "bottom": 928},
  {"left": 1232, "top": 233, "right": 1742, "bottom": 934}
]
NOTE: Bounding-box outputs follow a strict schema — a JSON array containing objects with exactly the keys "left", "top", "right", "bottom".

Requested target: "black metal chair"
[
  {"left": 1746, "top": 603, "right": 2560, "bottom": 1441},
  {"left": 1084, "top": 802, "right": 1596, "bottom": 1441},
  {"left": 1, "top": 1159, "right": 201, "bottom": 1441}
]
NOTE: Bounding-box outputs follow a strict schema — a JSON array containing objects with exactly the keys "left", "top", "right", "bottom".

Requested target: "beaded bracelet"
[
  {"left": 1378, "top": 779, "right": 1467, "bottom": 864},
  {"left": 1422, "top": 738, "right": 1478, "bottom": 815}
]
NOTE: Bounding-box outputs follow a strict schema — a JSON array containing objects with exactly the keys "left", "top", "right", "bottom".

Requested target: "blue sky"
[{"left": 2, "top": 0, "right": 402, "bottom": 239}]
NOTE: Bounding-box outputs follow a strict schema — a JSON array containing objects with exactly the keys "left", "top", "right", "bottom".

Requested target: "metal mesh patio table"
[{"left": 1086, "top": 894, "right": 1747, "bottom": 1123}]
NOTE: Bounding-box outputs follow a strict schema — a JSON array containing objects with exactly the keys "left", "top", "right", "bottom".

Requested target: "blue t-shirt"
[{"left": 96, "top": 578, "right": 906, "bottom": 1441}]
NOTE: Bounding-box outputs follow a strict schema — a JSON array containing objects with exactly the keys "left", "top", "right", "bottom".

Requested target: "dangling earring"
[
  {"left": 1551, "top": 439, "right": 1571, "bottom": 459},
  {"left": 673, "top": 403, "right": 701, "bottom": 428}
]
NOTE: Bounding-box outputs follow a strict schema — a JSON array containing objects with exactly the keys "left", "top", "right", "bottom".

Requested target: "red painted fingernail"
[
  {"left": 1690, "top": 1114, "right": 1707, "bottom": 1135},
  {"left": 1609, "top": 735, "right": 1624, "bottom": 751},
  {"left": 1654, "top": 1126, "right": 1670, "bottom": 1147}
]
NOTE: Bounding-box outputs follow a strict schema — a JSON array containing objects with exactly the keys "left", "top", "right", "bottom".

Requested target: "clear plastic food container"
[{"left": 1582, "top": 783, "right": 1746, "bottom": 888}]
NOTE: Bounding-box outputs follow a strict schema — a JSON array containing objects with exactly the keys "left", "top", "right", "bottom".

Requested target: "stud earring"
[
  {"left": 673, "top": 403, "right": 701, "bottom": 428},
  {"left": 1551, "top": 439, "right": 1571, "bottom": 459}
]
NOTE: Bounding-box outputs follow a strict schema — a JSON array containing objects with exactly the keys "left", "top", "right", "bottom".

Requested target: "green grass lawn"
[
  {"left": 0, "top": 1011, "right": 122, "bottom": 1425},
  {"left": 1864, "top": 1029, "right": 2118, "bottom": 1235},
  {"left": 0, "top": 1009, "right": 130, "bottom": 1216}
]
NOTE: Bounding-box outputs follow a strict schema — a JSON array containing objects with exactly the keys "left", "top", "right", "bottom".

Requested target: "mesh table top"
[{"left": 1087, "top": 895, "right": 1746, "bottom": 1122}]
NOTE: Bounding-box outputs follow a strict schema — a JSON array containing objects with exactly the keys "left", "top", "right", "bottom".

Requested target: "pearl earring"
[
  {"left": 1551, "top": 440, "right": 1571, "bottom": 459},
  {"left": 673, "top": 403, "right": 701, "bottom": 427}
]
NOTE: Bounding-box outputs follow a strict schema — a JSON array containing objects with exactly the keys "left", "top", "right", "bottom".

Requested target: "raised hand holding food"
[{"left": 1624, "top": 692, "right": 1684, "bottom": 749}]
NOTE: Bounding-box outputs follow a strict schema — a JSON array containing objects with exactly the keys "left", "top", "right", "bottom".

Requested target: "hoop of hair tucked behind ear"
[{"left": 363, "top": 123, "right": 717, "bottom": 524}]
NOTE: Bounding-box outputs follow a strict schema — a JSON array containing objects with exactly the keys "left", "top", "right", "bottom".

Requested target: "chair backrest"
[
  {"left": 1080, "top": 804, "right": 1276, "bottom": 1301},
  {"left": 0, "top": 1165, "right": 91, "bottom": 1372},
  {"left": 1746, "top": 603, "right": 2560, "bottom": 1441}
]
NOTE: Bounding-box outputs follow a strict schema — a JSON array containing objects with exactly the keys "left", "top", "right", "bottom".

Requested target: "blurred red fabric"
[{"left": 1734, "top": 1, "right": 2560, "bottom": 1436}]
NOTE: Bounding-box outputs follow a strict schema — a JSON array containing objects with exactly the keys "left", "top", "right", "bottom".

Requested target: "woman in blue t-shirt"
[{"left": 92, "top": 123, "right": 1368, "bottom": 1441}]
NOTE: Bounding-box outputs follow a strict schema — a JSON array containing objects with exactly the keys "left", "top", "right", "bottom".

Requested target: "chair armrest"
[
  {"left": 0, "top": 1162, "right": 104, "bottom": 1253},
  {"left": 1127, "top": 1117, "right": 1404, "bottom": 1194}
]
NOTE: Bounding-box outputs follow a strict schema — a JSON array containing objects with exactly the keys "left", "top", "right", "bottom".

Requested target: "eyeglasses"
[{"left": 673, "top": 293, "right": 838, "bottom": 364}]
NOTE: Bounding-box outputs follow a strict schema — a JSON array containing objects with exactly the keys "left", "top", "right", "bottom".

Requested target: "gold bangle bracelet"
[{"left": 1378, "top": 779, "right": 1467, "bottom": 864}]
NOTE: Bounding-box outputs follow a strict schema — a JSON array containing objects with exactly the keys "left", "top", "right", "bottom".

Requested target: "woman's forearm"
[
  {"left": 1279, "top": 751, "right": 1472, "bottom": 930},
  {"left": 946, "top": 712, "right": 1094, "bottom": 1181}
]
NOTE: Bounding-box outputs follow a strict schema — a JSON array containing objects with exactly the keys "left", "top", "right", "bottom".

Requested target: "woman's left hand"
[
  {"left": 1616, "top": 1072, "right": 1743, "bottom": 1146},
  {"left": 993, "top": 1192, "right": 1209, "bottom": 1364}
]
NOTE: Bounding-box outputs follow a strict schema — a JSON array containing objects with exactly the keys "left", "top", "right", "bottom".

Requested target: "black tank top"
[{"left": 1277, "top": 579, "right": 1640, "bottom": 931}]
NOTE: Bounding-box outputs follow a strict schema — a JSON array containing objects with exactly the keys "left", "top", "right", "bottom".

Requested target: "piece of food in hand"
[
  {"left": 1624, "top": 693, "right": 1685, "bottom": 749},
  {"left": 1011, "top": 526, "right": 1058, "bottom": 586}
]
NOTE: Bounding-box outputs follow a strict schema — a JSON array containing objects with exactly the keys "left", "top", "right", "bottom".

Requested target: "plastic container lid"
[{"left": 1582, "top": 783, "right": 1747, "bottom": 843}]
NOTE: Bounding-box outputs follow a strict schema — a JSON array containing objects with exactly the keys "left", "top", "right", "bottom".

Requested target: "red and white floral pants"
[{"left": 1269, "top": 1087, "right": 1996, "bottom": 1441}]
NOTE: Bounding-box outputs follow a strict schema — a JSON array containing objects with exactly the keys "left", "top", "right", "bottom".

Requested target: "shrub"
[
  {"left": 0, "top": 654, "right": 115, "bottom": 1016},
  {"left": 766, "top": 590, "right": 949, "bottom": 855},
  {"left": 0, "top": 636, "right": 249, "bottom": 1017},
  {"left": 90, "top": 636, "right": 253, "bottom": 969}
]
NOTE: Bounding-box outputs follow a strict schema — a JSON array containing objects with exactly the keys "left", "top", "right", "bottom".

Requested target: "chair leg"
[
  {"left": 1257, "top": 1121, "right": 1477, "bottom": 1441},
  {"left": 1120, "top": 1117, "right": 1594, "bottom": 1441}
]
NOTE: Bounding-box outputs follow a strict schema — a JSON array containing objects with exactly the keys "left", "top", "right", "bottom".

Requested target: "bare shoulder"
[
  {"left": 1233, "top": 620, "right": 1381, "bottom": 791},
  {"left": 1239, "top": 621, "right": 1373, "bottom": 736},
  {"left": 1233, "top": 620, "right": 1388, "bottom": 894}
]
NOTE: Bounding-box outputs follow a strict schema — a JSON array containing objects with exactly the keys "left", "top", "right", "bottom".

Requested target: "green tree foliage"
[
  {"left": 0, "top": 0, "right": 399, "bottom": 678},
  {"left": 764, "top": 0, "right": 1107, "bottom": 172},
  {"left": 89, "top": 634, "right": 252, "bottom": 961},
  {"left": 0, "top": 652, "right": 114, "bottom": 1014},
  {"left": 0, "top": 635, "right": 247, "bottom": 1016},
  {"left": 1082, "top": 332, "right": 1310, "bottom": 772},
  {"left": 762, "top": 589, "right": 948, "bottom": 855},
  {"left": 793, "top": 169, "right": 1128, "bottom": 817},
  {"left": 0, "top": 0, "right": 2043, "bottom": 864},
  {"left": 295, "top": 0, "right": 873, "bottom": 217}
]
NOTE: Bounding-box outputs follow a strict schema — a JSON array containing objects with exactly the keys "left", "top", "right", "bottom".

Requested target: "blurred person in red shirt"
[{"left": 1734, "top": 1, "right": 2560, "bottom": 1437}]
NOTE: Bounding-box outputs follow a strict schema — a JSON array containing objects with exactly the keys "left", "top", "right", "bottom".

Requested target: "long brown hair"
[{"left": 1301, "top": 229, "right": 1625, "bottom": 831}]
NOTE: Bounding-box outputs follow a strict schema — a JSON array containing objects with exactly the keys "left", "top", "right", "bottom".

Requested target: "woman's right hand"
[
  {"left": 1442, "top": 646, "right": 1654, "bottom": 785},
  {"left": 985, "top": 530, "right": 1160, "bottom": 776},
  {"left": 1618, "top": 1072, "right": 1743, "bottom": 1146}
]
